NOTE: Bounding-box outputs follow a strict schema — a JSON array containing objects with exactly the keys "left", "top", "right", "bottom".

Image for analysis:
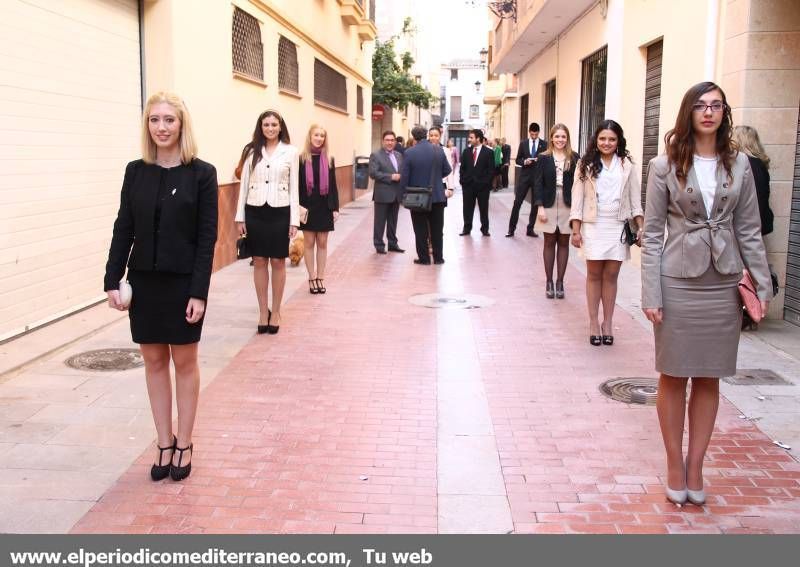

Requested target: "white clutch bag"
[{"left": 118, "top": 280, "right": 132, "bottom": 308}]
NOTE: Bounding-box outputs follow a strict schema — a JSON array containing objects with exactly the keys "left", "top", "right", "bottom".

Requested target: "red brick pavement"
[{"left": 72, "top": 195, "right": 800, "bottom": 534}]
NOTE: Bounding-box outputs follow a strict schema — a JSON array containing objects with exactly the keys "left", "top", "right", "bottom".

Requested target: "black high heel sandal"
[
  {"left": 150, "top": 435, "right": 176, "bottom": 481},
  {"left": 316, "top": 278, "right": 326, "bottom": 294},
  {"left": 170, "top": 442, "right": 193, "bottom": 481},
  {"left": 309, "top": 279, "right": 319, "bottom": 294}
]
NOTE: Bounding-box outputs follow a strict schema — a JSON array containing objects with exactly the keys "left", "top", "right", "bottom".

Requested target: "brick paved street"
[{"left": 4, "top": 191, "right": 800, "bottom": 534}]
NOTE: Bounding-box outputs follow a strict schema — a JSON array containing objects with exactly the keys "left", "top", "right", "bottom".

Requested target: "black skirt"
[
  {"left": 245, "top": 203, "right": 290, "bottom": 258},
  {"left": 128, "top": 270, "right": 204, "bottom": 345},
  {"left": 300, "top": 191, "right": 334, "bottom": 232}
]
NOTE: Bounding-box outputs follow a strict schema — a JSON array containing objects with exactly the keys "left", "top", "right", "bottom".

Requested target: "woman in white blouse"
[
  {"left": 570, "top": 120, "right": 643, "bottom": 346},
  {"left": 235, "top": 110, "right": 300, "bottom": 334}
]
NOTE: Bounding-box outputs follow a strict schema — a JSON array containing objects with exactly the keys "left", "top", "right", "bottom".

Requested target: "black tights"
[{"left": 543, "top": 230, "right": 570, "bottom": 283}]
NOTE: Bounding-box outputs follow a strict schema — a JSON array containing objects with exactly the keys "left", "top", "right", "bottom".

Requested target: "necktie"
[
  {"left": 530, "top": 139, "right": 536, "bottom": 157},
  {"left": 473, "top": 146, "right": 478, "bottom": 165}
]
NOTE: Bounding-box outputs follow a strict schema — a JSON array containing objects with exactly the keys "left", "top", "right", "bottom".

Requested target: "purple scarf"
[{"left": 305, "top": 148, "right": 329, "bottom": 196}]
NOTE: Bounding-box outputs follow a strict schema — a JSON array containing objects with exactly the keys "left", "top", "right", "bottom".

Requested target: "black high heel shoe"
[
  {"left": 589, "top": 335, "right": 602, "bottom": 346},
  {"left": 257, "top": 310, "right": 272, "bottom": 334},
  {"left": 602, "top": 335, "right": 614, "bottom": 345},
  {"left": 309, "top": 279, "right": 320, "bottom": 294},
  {"left": 266, "top": 310, "right": 280, "bottom": 334},
  {"left": 316, "top": 278, "right": 326, "bottom": 294},
  {"left": 170, "top": 442, "right": 193, "bottom": 481},
  {"left": 150, "top": 435, "right": 176, "bottom": 481},
  {"left": 555, "top": 281, "right": 565, "bottom": 299},
  {"left": 545, "top": 280, "right": 555, "bottom": 299}
]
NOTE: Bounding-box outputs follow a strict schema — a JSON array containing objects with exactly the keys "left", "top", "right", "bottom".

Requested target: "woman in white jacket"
[{"left": 235, "top": 110, "right": 299, "bottom": 334}]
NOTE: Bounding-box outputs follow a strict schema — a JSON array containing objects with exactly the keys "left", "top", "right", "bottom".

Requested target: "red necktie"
[{"left": 473, "top": 146, "right": 478, "bottom": 165}]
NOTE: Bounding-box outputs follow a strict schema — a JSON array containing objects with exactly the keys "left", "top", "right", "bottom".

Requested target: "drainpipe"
[{"left": 704, "top": 0, "right": 719, "bottom": 81}]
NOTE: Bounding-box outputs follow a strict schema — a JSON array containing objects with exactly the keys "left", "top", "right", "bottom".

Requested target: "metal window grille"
[
  {"left": 450, "top": 96, "right": 462, "bottom": 121},
  {"left": 314, "top": 59, "right": 347, "bottom": 111},
  {"left": 544, "top": 79, "right": 556, "bottom": 136},
  {"left": 232, "top": 7, "right": 263, "bottom": 81},
  {"left": 640, "top": 40, "right": 663, "bottom": 210},
  {"left": 357, "top": 85, "right": 364, "bottom": 117},
  {"left": 578, "top": 46, "right": 608, "bottom": 154},
  {"left": 519, "top": 93, "right": 529, "bottom": 141},
  {"left": 469, "top": 105, "right": 479, "bottom": 119},
  {"left": 278, "top": 36, "right": 299, "bottom": 93}
]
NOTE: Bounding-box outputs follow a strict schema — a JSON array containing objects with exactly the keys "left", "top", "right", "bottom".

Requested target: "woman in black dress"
[
  {"left": 299, "top": 125, "right": 339, "bottom": 294},
  {"left": 104, "top": 91, "right": 218, "bottom": 482},
  {"left": 235, "top": 111, "right": 300, "bottom": 333}
]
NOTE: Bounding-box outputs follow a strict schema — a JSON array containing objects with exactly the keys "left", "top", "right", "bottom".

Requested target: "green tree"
[{"left": 371, "top": 40, "right": 437, "bottom": 111}]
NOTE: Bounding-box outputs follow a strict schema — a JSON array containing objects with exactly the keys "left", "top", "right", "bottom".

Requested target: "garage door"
[
  {"left": 785, "top": 105, "right": 800, "bottom": 326},
  {"left": 0, "top": 0, "right": 142, "bottom": 340}
]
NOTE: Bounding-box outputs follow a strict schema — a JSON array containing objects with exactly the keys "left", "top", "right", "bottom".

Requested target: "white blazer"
[{"left": 235, "top": 142, "right": 300, "bottom": 226}]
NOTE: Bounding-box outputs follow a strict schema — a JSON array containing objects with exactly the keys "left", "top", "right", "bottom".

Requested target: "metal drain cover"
[
  {"left": 723, "top": 369, "right": 791, "bottom": 386},
  {"left": 408, "top": 293, "right": 494, "bottom": 309},
  {"left": 65, "top": 348, "right": 143, "bottom": 371},
  {"left": 600, "top": 377, "right": 659, "bottom": 405}
]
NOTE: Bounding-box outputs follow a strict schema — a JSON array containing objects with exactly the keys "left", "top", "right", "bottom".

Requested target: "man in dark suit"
[
  {"left": 459, "top": 129, "right": 495, "bottom": 236},
  {"left": 507, "top": 122, "right": 547, "bottom": 237},
  {"left": 399, "top": 126, "right": 452, "bottom": 264},
  {"left": 500, "top": 138, "right": 511, "bottom": 188},
  {"left": 395, "top": 136, "right": 405, "bottom": 155},
  {"left": 369, "top": 130, "right": 405, "bottom": 254}
]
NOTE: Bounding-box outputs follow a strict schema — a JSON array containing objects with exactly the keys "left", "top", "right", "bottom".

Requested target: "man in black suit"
[
  {"left": 507, "top": 122, "right": 547, "bottom": 237},
  {"left": 500, "top": 137, "right": 511, "bottom": 189},
  {"left": 459, "top": 129, "right": 495, "bottom": 236}
]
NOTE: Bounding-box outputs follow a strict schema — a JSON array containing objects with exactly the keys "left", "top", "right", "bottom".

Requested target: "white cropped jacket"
[{"left": 235, "top": 142, "right": 300, "bottom": 226}]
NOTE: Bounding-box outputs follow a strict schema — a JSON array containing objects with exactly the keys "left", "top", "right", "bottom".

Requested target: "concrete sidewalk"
[{"left": 1, "top": 188, "right": 799, "bottom": 533}]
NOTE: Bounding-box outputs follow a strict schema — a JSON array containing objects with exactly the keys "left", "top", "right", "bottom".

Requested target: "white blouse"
[
  {"left": 596, "top": 154, "right": 622, "bottom": 207},
  {"left": 693, "top": 155, "right": 718, "bottom": 219}
]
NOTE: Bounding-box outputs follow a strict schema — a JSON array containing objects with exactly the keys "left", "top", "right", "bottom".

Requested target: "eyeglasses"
[{"left": 692, "top": 102, "right": 725, "bottom": 113}]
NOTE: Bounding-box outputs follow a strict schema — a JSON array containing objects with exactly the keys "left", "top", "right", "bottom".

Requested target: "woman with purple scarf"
[{"left": 299, "top": 124, "right": 340, "bottom": 294}]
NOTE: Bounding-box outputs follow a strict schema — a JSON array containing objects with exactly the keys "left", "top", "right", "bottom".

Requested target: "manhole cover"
[
  {"left": 599, "top": 377, "right": 659, "bottom": 405},
  {"left": 723, "top": 369, "right": 791, "bottom": 386},
  {"left": 65, "top": 348, "right": 143, "bottom": 371},
  {"left": 408, "top": 293, "right": 495, "bottom": 309}
]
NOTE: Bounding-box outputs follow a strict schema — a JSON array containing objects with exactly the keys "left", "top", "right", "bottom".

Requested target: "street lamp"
[
  {"left": 479, "top": 48, "right": 488, "bottom": 67},
  {"left": 474, "top": 80, "right": 481, "bottom": 93}
]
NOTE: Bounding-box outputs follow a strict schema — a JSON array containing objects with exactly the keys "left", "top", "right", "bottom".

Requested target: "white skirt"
[{"left": 581, "top": 204, "right": 629, "bottom": 261}]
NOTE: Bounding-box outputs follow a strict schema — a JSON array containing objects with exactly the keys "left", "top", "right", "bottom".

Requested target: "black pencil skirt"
[
  {"left": 128, "top": 269, "right": 204, "bottom": 345},
  {"left": 245, "top": 203, "right": 290, "bottom": 258}
]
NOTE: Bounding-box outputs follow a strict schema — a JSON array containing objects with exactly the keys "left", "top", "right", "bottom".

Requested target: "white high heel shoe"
[
  {"left": 665, "top": 485, "right": 688, "bottom": 505},
  {"left": 687, "top": 487, "right": 706, "bottom": 505}
]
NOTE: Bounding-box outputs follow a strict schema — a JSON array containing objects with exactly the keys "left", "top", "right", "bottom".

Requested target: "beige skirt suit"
[{"left": 641, "top": 153, "right": 771, "bottom": 378}]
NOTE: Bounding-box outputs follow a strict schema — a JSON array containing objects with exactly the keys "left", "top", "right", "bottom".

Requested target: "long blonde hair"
[
  {"left": 141, "top": 91, "right": 197, "bottom": 164},
  {"left": 301, "top": 124, "right": 331, "bottom": 164},
  {"left": 733, "top": 125, "right": 770, "bottom": 169},
  {"left": 541, "top": 123, "right": 575, "bottom": 171}
]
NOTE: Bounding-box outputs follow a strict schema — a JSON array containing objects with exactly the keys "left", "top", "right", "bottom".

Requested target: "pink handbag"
[{"left": 738, "top": 270, "right": 763, "bottom": 323}]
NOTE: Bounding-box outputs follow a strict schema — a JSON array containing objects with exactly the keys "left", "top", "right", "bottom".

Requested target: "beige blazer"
[
  {"left": 569, "top": 157, "right": 644, "bottom": 224},
  {"left": 235, "top": 142, "right": 300, "bottom": 226},
  {"left": 641, "top": 152, "right": 771, "bottom": 308}
]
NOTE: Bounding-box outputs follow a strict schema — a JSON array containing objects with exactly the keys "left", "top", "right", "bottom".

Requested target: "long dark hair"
[
  {"left": 243, "top": 110, "right": 291, "bottom": 173},
  {"left": 579, "top": 120, "right": 631, "bottom": 181},
  {"left": 665, "top": 81, "right": 734, "bottom": 182}
]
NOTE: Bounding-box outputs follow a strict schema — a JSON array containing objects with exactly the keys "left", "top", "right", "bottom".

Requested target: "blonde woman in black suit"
[
  {"left": 105, "top": 91, "right": 218, "bottom": 482},
  {"left": 533, "top": 123, "right": 579, "bottom": 299},
  {"left": 235, "top": 110, "right": 299, "bottom": 335},
  {"left": 642, "top": 82, "right": 771, "bottom": 505}
]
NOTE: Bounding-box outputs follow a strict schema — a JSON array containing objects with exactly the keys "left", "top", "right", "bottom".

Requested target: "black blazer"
[
  {"left": 533, "top": 152, "right": 579, "bottom": 208},
  {"left": 515, "top": 138, "right": 548, "bottom": 181},
  {"left": 501, "top": 143, "right": 511, "bottom": 165},
  {"left": 299, "top": 156, "right": 340, "bottom": 211},
  {"left": 104, "top": 159, "right": 219, "bottom": 299},
  {"left": 748, "top": 155, "right": 773, "bottom": 235},
  {"left": 459, "top": 145, "right": 495, "bottom": 190}
]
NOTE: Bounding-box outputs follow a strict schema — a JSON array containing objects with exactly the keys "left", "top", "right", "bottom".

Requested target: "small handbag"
[
  {"left": 738, "top": 269, "right": 763, "bottom": 322},
  {"left": 620, "top": 219, "right": 638, "bottom": 246},
  {"left": 236, "top": 235, "right": 251, "bottom": 260},
  {"left": 299, "top": 205, "right": 309, "bottom": 225},
  {"left": 402, "top": 148, "right": 441, "bottom": 213},
  {"left": 118, "top": 280, "right": 132, "bottom": 308}
]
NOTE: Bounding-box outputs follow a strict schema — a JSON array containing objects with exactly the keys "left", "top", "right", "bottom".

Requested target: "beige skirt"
[
  {"left": 654, "top": 266, "right": 742, "bottom": 378},
  {"left": 534, "top": 186, "right": 571, "bottom": 235}
]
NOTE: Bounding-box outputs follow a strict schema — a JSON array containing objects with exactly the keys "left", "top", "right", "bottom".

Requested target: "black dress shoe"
[
  {"left": 505, "top": 232, "right": 514, "bottom": 237},
  {"left": 481, "top": 231, "right": 491, "bottom": 237},
  {"left": 434, "top": 258, "right": 445, "bottom": 265},
  {"left": 170, "top": 442, "right": 193, "bottom": 481},
  {"left": 459, "top": 230, "right": 471, "bottom": 236},
  {"left": 526, "top": 229, "right": 538, "bottom": 237},
  {"left": 150, "top": 435, "right": 176, "bottom": 481},
  {"left": 413, "top": 258, "right": 431, "bottom": 265},
  {"left": 376, "top": 249, "right": 387, "bottom": 254},
  {"left": 545, "top": 281, "right": 555, "bottom": 299},
  {"left": 388, "top": 246, "right": 405, "bottom": 253},
  {"left": 590, "top": 335, "right": 602, "bottom": 346},
  {"left": 555, "top": 281, "right": 565, "bottom": 299}
]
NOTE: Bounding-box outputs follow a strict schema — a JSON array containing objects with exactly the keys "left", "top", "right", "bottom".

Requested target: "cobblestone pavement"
[{"left": 2, "top": 189, "right": 799, "bottom": 533}]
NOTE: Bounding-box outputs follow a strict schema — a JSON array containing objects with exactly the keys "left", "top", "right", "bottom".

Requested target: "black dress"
[
  {"left": 299, "top": 155, "right": 339, "bottom": 232},
  {"left": 104, "top": 160, "right": 219, "bottom": 345}
]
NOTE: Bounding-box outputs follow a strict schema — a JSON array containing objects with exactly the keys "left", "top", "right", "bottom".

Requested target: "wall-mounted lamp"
[
  {"left": 479, "top": 48, "right": 488, "bottom": 67},
  {"left": 474, "top": 80, "right": 482, "bottom": 93},
  {"left": 489, "top": 1, "right": 517, "bottom": 22}
]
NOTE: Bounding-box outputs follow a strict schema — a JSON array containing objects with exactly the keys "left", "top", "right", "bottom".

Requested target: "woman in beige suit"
[
  {"left": 642, "top": 82, "right": 771, "bottom": 506},
  {"left": 570, "top": 120, "right": 643, "bottom": 345}
]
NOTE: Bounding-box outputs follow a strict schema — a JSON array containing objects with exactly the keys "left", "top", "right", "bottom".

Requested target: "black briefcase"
[{"left": 402, "top": 187, "right": 433, "bottom": 212}]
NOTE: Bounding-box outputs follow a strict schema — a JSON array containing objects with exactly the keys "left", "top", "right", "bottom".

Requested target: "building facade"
[
  {"left": 441, "top": 61, "right": 489, "bottom": 154},
  {"left": 0, "top": 0, "right": 375, "bottom": 340},
  {"left": 488, "top": 0, "right": 800, "bottom": 322}
]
